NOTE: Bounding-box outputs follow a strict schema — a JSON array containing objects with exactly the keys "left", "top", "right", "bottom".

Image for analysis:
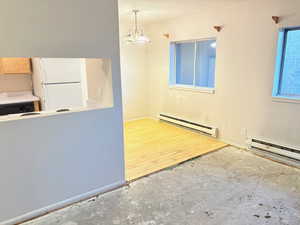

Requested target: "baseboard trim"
[
  {"left": 1, "top": 180, "right": 126, "bottom": 225},
  {"left": 124, "top": 116, "right": 152, "bottom": 122},
  {"left": 219, "top": 138, "right": 246, "bottom": 150}
]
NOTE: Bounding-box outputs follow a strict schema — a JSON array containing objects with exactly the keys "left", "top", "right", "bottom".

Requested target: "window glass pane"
[
  {"left": 195, "top": 40, "right": 216, "bottom": 88},
  {"left": 279, "top": 29, "right": 300, "bottom": 97},
  {"left": 176, "top": 42, "right": 195, "bottom": 85},
  {"left": 169, "top": 43, "right": 176, "bottom": 85}
]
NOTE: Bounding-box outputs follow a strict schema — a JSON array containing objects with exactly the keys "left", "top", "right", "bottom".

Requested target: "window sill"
[
  {"left": 169, "top": 85, "right": 215, "bottom": 94},
  {"left": 272, "top": 96, "right": 300, "bottom": 104}
]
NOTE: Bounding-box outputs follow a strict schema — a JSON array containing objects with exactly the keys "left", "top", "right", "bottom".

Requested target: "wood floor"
[{"left": 125, "top": 118, "right": 228, "bottom": 181}]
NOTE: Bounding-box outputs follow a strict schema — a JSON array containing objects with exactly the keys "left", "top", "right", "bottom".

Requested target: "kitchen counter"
[{"left": 0, "top": 91, "right": 39, "bottom": 105}]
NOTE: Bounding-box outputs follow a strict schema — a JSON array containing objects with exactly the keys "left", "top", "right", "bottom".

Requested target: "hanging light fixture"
[{"left": 125, "top": 10, "right": 150, "bottom": 44}]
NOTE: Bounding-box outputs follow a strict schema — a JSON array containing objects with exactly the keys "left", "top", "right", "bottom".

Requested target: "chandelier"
[{"left": 125, "top": 10, "right": 150, "bottom": 44}]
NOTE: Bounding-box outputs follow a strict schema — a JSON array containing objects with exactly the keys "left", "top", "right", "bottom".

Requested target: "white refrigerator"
[{"left": 32, "top": 58, "right": 87, "bottom": 111}]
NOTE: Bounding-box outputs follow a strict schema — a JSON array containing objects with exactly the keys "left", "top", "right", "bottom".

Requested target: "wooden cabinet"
[{"left": 0, "top": 58, "right": 32, "bottom": 74}]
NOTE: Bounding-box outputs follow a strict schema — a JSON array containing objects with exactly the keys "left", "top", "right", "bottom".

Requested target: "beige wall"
[
  {"left": 144, "top": 0, "right": 300, "bottom": 148},
  {"left": 0, "top": 75, "right": 32, "bottom": 92},
  {"left": 85, "top": 58, "right": 113, "bottom": 108},
  {"left": 119, "top": 21, "right": 150, "bottom": 121}
]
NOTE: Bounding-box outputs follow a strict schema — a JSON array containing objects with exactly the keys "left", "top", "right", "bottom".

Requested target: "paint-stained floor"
[{"left": 23, "top": 146, "right": 300, "bottom": 225}]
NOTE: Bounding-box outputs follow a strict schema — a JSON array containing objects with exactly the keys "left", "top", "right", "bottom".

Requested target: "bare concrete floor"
[{"left": 23, "top": 146, "right": 300, "bottom": 225}]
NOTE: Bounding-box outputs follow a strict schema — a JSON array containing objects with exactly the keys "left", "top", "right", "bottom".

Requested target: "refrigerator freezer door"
[
  {"left": 41, "top": 58, "right": 84, "bottom": 83},
  {"left": 44, "top": 83, "right": 84, "bottom": 111}
]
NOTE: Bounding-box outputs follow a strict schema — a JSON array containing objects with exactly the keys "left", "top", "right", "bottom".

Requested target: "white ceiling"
[{"left": 119, "top": 0, "right": 247, "bottom": 24}]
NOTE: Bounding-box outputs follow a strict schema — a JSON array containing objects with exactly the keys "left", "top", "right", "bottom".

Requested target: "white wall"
[
  {"left": 146, "top": 0, "right": 300, "bottom": 148},
  {"left": 119, "top": 21, "right": 150, "bottom": 121},
  {"left": 85, "top": 58, "right": 114, "bottom": 108},
  {"left": 0, "top": 0, "right": 124, "bottom": 224}
]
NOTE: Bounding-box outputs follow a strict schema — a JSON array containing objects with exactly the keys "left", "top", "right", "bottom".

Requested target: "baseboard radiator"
[
  {"left": 158, "top": 114, "right": 217, "bottom": 137},
  {"left": 248, "top": 138, "right": 300, "bottom": 161}
]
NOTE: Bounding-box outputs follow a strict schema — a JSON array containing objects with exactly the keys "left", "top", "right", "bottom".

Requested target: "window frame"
[
  {"left": 272, "top": 27, "right": 300, "bottom": 103},
  {"left": 169, "top": 38, "right": 216, "bottom": 93}
]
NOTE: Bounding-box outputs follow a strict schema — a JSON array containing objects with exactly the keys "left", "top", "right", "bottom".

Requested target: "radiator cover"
[
  {"left": 158, "top": 114, "right": 217, "bottom": 137},
  {"left": 248, "top": 138, "right": 300, "bottom": 161}
]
